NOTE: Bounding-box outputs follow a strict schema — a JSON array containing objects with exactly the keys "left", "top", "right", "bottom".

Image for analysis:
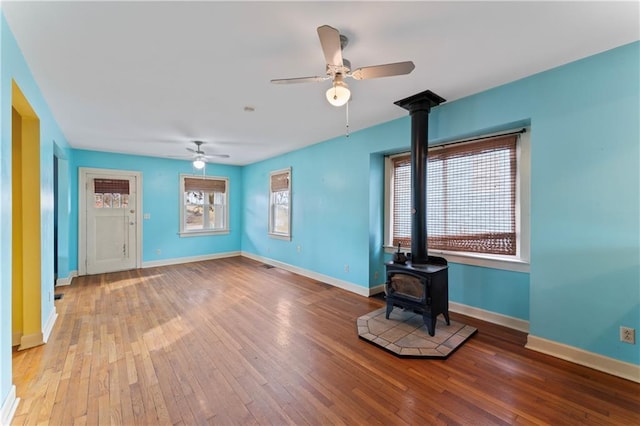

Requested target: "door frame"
[{"left": 78, "top": 167, "right": 143, "bottom": 275}]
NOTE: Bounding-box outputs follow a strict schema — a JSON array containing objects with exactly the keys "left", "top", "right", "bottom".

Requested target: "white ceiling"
[{"left": 3, "top": 1, "right": 639, "bottom": 165}]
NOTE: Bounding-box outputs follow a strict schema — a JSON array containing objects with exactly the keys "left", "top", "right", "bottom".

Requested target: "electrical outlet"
[
  {"left": 296, "top": 245, "right": 302, "bottom": 253},
  {"left": 374, "top": 271, "right": 379, "bottom": 280},
  {"left": 620, "top": 326, "right": 635, "bottom": 344},
  {"left": 344, "top": 264, "right": 349, "bottom": 273},
  {"left": 156, "top": 249, "right": 161, "bottom": 255}
]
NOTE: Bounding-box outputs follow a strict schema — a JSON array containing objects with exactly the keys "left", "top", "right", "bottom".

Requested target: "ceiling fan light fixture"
[
  {"left": 326, "top": 81, "right": 351, "bottom": 107},
  {"left": 193, "top": 157, "right": 206, "bottom": 170}
]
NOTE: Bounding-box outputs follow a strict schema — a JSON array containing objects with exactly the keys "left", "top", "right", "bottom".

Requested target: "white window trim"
[
  {"left": 269, "top": 167, "right": 292, "bottom": 240},
  {"left": 384, "top": 129, "right": 530, "bottom": 273},
  {"left": 179, "top": 174, "right": 230, "bottom": 237}
]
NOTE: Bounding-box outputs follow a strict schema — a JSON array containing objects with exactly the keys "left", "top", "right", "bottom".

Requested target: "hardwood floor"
[{"left": 11, "top": 256, "right": 640, "bottom": 425}]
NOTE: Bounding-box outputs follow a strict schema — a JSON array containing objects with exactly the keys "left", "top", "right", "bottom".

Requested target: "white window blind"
[{"left": 391, "top": 134, "right": 518, "bottom": 256}]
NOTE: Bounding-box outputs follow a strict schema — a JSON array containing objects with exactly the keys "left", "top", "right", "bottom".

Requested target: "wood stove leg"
[
  {"left": 443, "top": 311, "right": 450, "bottom": 326},
  {"left": 385, "top": 302, "right": 394, "bottom": 319},
  {"left": 424, "top": 314, "right": 436, "bottom": 336}
]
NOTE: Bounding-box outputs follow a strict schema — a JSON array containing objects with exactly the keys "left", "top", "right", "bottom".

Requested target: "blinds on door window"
[{"left": 94, "top": 178, "right": 130, "bottom": 194}]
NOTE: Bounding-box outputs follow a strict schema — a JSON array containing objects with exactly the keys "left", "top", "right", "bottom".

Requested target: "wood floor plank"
[{"left": 11, "top": 256, "right": 640, "bottom": 425}]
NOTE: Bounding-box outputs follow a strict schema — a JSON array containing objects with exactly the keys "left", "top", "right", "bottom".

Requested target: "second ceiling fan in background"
[{"left": 184, "top": 140, "right": 229, "bottom": 170}]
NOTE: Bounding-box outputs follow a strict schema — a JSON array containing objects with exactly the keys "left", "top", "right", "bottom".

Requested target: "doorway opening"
[{"left": 11, "top": 81, "right": 43, "bottom": 351}]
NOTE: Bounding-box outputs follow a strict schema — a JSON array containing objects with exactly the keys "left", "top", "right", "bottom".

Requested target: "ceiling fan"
[
  {"left": 185, "top": 140, "right": 230, "bottom": 169},
  {"left": 271, "top": 25, "right": 415, "bottom": 107}
]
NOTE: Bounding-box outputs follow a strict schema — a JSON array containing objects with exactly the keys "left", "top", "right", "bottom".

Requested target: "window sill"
[
  {"left": 383, "top": 246, "right": 529, "bottom": 273},
  {"left": 269, "top": 233, "right": 291, "bottom": 241},
  {"left": 179, "top": 229, "right": 229, "bottom": 238}
]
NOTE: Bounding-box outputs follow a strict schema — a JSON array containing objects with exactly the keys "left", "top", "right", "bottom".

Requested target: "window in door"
[{"left": 93, "top": 178, "right": 130, "bottom": 209}]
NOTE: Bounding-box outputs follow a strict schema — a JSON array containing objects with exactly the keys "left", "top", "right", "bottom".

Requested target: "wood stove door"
[{"left": 386, "top": 271, "right": 427, "bottom": 303}]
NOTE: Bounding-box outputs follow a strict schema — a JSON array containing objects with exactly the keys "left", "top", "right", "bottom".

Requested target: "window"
[
  {"left": 93, "top": 178, "right": 129, "bottom": 209},
  {"left": 179, "top": 175, "right": 229, "bottom": 236},
  {"left": 386, "top": 130, "right": 530, "bottom": 272},
  {"left": 269, "top": 168, "right": 291, "bottom": 240}
]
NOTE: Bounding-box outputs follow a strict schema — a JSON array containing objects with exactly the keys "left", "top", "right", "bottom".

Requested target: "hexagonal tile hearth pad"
[{"left": 357, "top": 307, "right": 477, "bottom": 358}]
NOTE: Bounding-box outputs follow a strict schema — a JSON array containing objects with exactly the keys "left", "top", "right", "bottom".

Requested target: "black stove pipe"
[{"left": 394, "top": 90, "right": 446, "bottom": 265}]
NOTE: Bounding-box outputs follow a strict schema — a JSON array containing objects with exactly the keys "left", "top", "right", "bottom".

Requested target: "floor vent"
[
  {"left": 262, "top": 264, "right": 275, "bottom": 269},
  {"left": 54, "top": 293, "right": 64, "bottom": 300}
]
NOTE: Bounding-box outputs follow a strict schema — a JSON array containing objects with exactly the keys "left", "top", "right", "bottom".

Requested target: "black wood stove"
[{"left": 384, "top": 90, "right": 449, "bottom": 336}]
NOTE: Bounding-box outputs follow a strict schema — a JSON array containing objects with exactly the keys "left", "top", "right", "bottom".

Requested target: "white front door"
[{"left": 81, "top": 170, "right": 140, "bottom": 275}]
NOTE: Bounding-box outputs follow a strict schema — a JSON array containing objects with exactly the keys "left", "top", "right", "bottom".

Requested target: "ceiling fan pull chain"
[{"left": 345, "top": 101, "right": 350, "bottom": 138}]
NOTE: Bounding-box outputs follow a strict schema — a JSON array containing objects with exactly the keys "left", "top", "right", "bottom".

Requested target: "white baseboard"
[
  {"left": 19, "top": 332, "right": 44, "bottom": 351},
  {"left": 241, "top": 252, "right": 371, "bottom": 297},
  {"left": 56, "top": 270, "right": 77, "bottom": 286},
  {"left": 142, "top": 251, "right": 241, "bottom": 269},
  {"left": 357, "top": 283, "right": 532, "bottom": 334},
  {"left": 369, "top": 284, "right": 386, "bottom": 296},
  {"left": 527, "top": 335, "right": 640, "bottom": 383},
  {"left": 12, "top": 311, "right": 58, "bottom": 347},
  {"left": 449, "top": 301, "right": 530, "bottom": 333},
  {"left": 0, "top": 386, "right": 19, "bottom": 426},
  {"left": 43, "top": 306, "right": 58, "bottom": 343},
  {"left": 369, "top": 292, "right": 530, "bottom": 333},
  {"left": 237, "top": 254, "right": 531, "bottom": 325}
]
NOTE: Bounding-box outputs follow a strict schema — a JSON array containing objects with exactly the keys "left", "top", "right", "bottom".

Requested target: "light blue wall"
[
  {"left": 242, "top": 119, "right": 410, "bottom": 287},
  {"left": 0, "top": 11, "right": 73, "bottom": 410},
  {"left": 432, "top": 41, "right": 639, "bottom": 365},
  {"left": 532, "top": 44, "right": 639, "bottom": 362},
  {"left": 0, "top": 9, "right": 8, "bottom": 409},
  {"left": 368, "top": 153, "right": 386, "bottom": 288},
  {"left": 70, "top": 150, "right": 243, "bottom": 268},
  {"left": 53, "top": 145, "right": 71, "bottom": 281},
  {"left": 243, "top": 42, "right": 639, "bottom": 365}
]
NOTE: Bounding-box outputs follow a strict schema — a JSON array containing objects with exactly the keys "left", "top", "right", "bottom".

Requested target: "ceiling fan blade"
[
  {"left": 271, "top": 76, "right": 328, "bottom": 84},
  {"left": 317, "top": 25, "right": 343, "bottom": 67},
  {"left": 350, "top": 61, "right": 415, "bottom": 80},
  {"left": 205, "top": 154, "right": 230, "bottom": 159},
  {"left": 186, "top": 147, "right": 197, "bottom": 153}
]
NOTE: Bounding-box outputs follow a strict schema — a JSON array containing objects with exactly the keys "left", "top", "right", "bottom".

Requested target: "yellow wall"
[
  {"left": 12, "top": 81, "right": 43, "bottom": 349},
  {"left": 11, "top": 108, "right": 23, "bottom": 343}
]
